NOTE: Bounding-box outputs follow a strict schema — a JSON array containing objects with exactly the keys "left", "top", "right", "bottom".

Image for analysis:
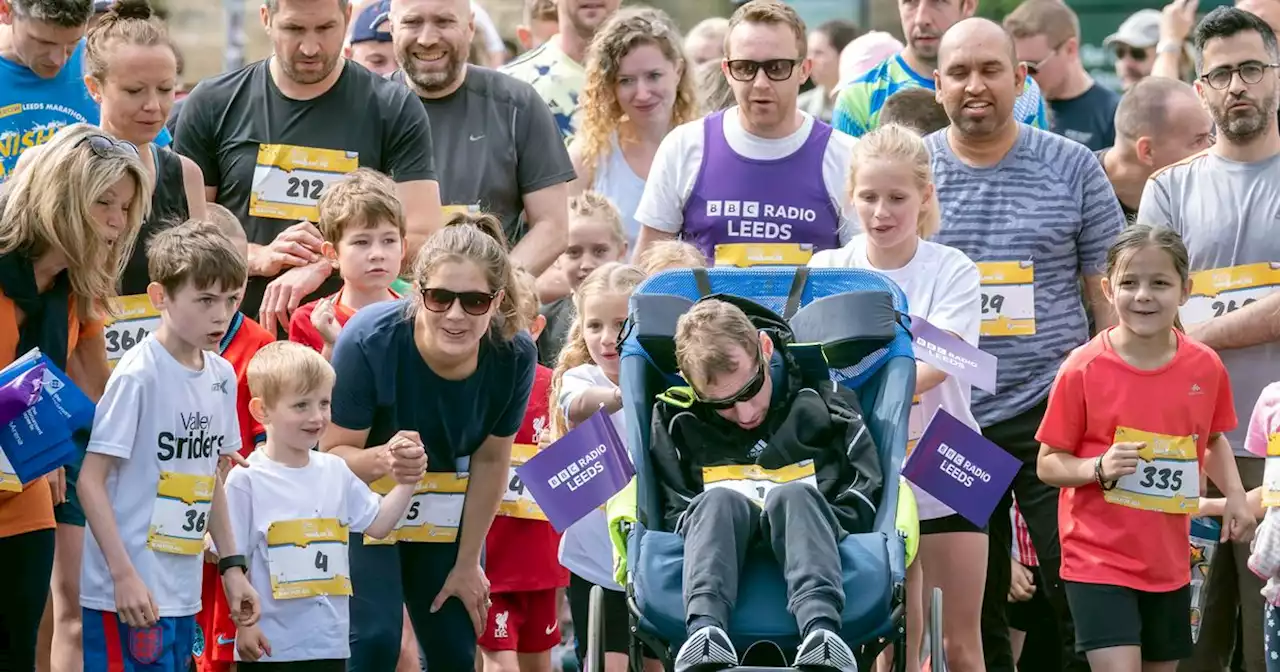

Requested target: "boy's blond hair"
[
  {"left": 524, "top": 0, "right": 556, "bottom": 24},
  {"left": 636, "top": 241, "right": 707, "bottom": 275},
  {"left": 509, "top": 267, "right": 540, "bottom": 325},
  {"left": 247, "top": 341, "right": 336, "bottom": 410},
  {"left": 675, "top": 299, "right": 759, "bottom": 389},
  {"left": 147, "top": 220, "right": 248, "bottom": 295},
  {"left": 569, "top": 191, "right": 626, "bottom": 246},
  {"left": 317, "top": 168, "right": 406, "bottom": 245}
]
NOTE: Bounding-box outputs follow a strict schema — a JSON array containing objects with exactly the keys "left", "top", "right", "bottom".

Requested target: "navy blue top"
[{"left": 330, "top": 300, "right": 537, "bottom": 471}]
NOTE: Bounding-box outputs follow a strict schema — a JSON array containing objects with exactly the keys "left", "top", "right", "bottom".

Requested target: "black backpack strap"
[
  {"left": 692, "top": 267, "right": 713, "bottom": 297},
  {"left": 782, "top": 267, "right": 809, "bottom": 320}
]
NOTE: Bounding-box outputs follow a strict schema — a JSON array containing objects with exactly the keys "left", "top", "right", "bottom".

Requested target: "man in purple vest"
[{"left": 632, "top": 0, "right": 855, "bottom": 268}]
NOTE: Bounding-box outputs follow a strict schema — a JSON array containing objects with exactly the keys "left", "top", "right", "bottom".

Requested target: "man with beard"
[
  {"left": 830, "top": 0, "right": 1049, "bottom": 138},
  {"left": 502, "top": 0, "right": 620, "bottom": 142},
  {"left": 1097, "top": 77, "right": 1212, "bottom": 224},
  {"left": 174, "top": 0, "right": 442, "bottom": 335},
  {"left": 925, "top": 18, "right": 1123, "bottom": 672},
  {"left": 1137, "top": 9, "right": 1280, "bottom": 672},
  {"left": 388, "top": 0, "right": 572, "bottom": 272}
]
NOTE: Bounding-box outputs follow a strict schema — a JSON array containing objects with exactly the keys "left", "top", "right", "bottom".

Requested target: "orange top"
[
  {"left": 220, "top": 313, "right": 276, "bottom": 455},
  {"left": 0, "top": 291, "right": 103, "bottom": 538},
  {"left": 1036, "top": 329, "right": 1235, "bottom": 591}
]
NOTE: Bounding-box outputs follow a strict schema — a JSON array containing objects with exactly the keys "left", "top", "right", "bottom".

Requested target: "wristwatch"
[{"left": 218, "top": 554, "right": 248, "bottom": 576}]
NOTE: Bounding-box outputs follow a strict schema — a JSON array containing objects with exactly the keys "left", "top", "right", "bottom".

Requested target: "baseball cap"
[
  {"left": 1104, "top": 9, "right": 1161, "bottom": 49},
  {"left": 93, "top": 0, "right": 112, "bottom": 13},
  {"left": 350, "top": 0, "right": 392, "bottom": 44}
]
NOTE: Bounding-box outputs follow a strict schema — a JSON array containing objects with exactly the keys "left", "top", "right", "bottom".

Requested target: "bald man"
[
  {"left": 925, "top": 18, "right": 1123, "bottom": 672},
  {"left": 1097, "top": 77, "right": 1213, "bottom": 223}
]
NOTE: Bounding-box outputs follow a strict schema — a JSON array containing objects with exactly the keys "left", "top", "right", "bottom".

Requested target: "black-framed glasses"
[
  {"left": 725, "top": 59, "right": 800, "bottom": 82},
  {"left": 694, "top": 347, "right": 767, "bottom": 409},
  {"left": 420, "top": 288, "right": 498, "bottom": 316},
  {"left": 1200, "top": 62, "right": 1280, "bottom": 90},
  {"left": 75, "top": 134, "right": 139, "bottom": 160}
]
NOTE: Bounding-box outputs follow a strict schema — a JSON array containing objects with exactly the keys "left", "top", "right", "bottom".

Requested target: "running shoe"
[
  {"left": 795, "top": 629, "right": 858, "bottom": 672},
  {"left": 674, "top": 625, "right": 738, "bottom": 672}
]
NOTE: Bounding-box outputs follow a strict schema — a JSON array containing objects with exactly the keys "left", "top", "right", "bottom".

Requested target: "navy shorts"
[{"left": 82, "top": 608, "right": 197, "bottom": 672}]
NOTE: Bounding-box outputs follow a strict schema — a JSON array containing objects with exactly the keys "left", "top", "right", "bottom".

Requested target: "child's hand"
[
  {"left": 388, "top": 431, "right": 427, "bottom": 485},
  {"left": 1008, "top": 560, "right": 1036, "bottom": 603},
  {"left": 1100, "top": 441, "right": 1144, "bottom": 482},
  {"left": 236, "top": 624, "right": 272, "bottom": 662},
  {"left": 1224, "top": 494, "right": 1258, "bottom": 543},
  {"left": 222, "top": 568, "right": 262, "bottom": 627},
  {"left": 203, "top": 533, "right": 219, "bottom": 564},
  {"left": 113, "top": 570, "right": 159, "bottom": 627},
  {"left": 311, "top": 296, "right": 343, "bottom": 345},
  {"left": 537, "top": 428, "right": 552, "bottom": 449}
]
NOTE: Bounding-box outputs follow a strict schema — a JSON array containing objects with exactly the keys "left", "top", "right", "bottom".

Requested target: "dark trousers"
[
  {"left": 0, "top": 528, "right": 55, "bottom": 672},
  {"left": 237, "top": 661, "right": 345, "bottom": 671},
  {"left": 678, "top": 483, "right": 845, "bottom": 637},
  {"left": 980, "top": 399, "right": 1087, "bottom": 672}
]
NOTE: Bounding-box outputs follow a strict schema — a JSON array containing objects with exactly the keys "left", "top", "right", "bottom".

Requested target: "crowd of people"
[{"left": 1, "top": 0, "right": 1279, "bottom": 671}]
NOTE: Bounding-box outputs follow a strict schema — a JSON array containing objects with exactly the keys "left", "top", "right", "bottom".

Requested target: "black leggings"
[{"left": 0, "top": 528, "right": 55, "bottom": 672}]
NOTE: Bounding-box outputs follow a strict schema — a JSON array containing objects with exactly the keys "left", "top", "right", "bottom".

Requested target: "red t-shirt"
[
  {"left": 1036, "top": 329, "right": 1235, "bottom": 592},
  {"left": 485, "top": 365, "right": 569, "bottom": 593},
  {"left": 220, "top": 313, "right": 276, "bottom": 455},
  {"left": 288, "top": 288, "right": 396, "bottom": 353}
]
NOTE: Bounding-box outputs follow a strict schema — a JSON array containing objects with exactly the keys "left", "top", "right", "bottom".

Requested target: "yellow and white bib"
[
  {"left": 104, "top": 295, "right": 161, "bottom": 369},
  {"left": 266, "top": 518, "right": 353, "bottom": 600},
  {"left": 1181, "top": 263, "right": 1280, "bottom": 325},
  {"left": 249, "top": 144, "right": 359, "bottom": 222},
  {"left": 498, "top": 443, "right": 547, "bottom": 521},
  {"left": 363, "top": 471, "right": 470, "bottom": 545},
  {"left": 1104, "top": 427, "right": 1199, "bottom": 514},
  {"left": 977, "top": 261, "right": 1035, "bottom": 336},
  {"left": 702, "top": 460, "right": 818, "bottom": 507},
  {"left": 148, "top": 472, "right": 215, "bottom": 555}
]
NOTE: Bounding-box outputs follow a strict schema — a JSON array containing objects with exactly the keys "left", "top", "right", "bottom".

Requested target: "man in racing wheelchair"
[{"left": 653, "top": 296, "right": 883, "bottom": 672}]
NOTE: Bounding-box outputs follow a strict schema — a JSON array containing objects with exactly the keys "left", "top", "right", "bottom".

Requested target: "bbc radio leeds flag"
[{"left": 516, "top": 409, "right": 635, "bottom": 533}]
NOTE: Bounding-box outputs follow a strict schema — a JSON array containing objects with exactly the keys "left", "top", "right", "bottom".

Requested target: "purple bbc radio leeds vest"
[{"left": 679, "top": 110, "right": 842, "bottom": 263}]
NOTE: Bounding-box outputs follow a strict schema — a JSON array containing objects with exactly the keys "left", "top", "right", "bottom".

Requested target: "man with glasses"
[
  {"left": 1005, "top": 0, "right": 1119, "bottom": 151},
  {"left": 632, "top": 0, "right": 855, "bottom": 267},
  {"left": 831, "top": 0, "right": 1049, "bottom": 137},
  {"left": 1137, "top": 9, "right": 1280, "bottom": 671}
]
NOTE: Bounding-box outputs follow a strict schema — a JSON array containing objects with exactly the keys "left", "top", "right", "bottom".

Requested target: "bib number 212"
[{"left": 286, "top": 177, "right": 324, "bottom": 200}]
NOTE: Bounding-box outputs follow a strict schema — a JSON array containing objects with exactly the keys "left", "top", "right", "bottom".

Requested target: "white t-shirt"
[
  {"left": 557, "top": 363, "right": 625, "bottom": 591},
  {"left": 224, "top": 449, "right": 382, "bottom": 662},
  {"left": 810, "top": 236, "right": 982, "bottom": 521},
  {"left": 636, "top": 106, "right": 858, "bottom": 244},
  {"left": 80, "top": 337, "right": 242, "bottom": 617}
]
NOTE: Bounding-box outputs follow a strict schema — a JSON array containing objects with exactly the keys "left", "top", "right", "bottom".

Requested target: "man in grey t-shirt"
[
  {"left": 928, "top": 18, "right": 1123, "bottom": 672},
  {"left": 1137, "top": 8, "right": 1280, "bottom": 671},
  {"left": 389, "top": 0, "right": 574, "bottom": 275}
]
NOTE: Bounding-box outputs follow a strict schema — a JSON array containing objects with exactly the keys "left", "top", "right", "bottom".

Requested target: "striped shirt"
[
  {"left": 928, "top": 126, "right": 1124, "bottom": 426},
  {"left": 831, "top": 53, "right": 1050, "bottom": 138}
]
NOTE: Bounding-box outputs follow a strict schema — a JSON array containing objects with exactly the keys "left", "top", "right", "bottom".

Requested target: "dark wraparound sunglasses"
[
  {"left": 725, "top": 59, "right": 801, "bottom": 82},
  {"left": 695, "top": 347, "right": 767, "bottom": 409},
  {"left": 421, "top": 288, "right": 499, "bottom": 316},
  {"left": 1112, "top": 45, "right": 1148, "bottom": 62},
  {"left": 76, "top": 134, "right": 139, "bottom": 160}
]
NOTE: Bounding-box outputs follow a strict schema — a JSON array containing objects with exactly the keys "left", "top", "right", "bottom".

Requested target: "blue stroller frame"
[{"left": 607, "top": 267, "right": 917, "bottom": 671}]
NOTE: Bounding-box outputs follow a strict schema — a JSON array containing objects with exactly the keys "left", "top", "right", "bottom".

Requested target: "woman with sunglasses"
[
  {"left": 0, "top": 122, "right": 149, "bottom": 672},
  {"left": 322, "top": 214, "right": 537, "bottom": 671}
]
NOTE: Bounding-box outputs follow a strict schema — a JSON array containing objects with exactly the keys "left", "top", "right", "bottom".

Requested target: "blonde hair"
[
  {"left": 847, "top": 124, "right": 941, "bottom": 239},
  {"left": 675, "top": 299, "right": 759, "bottom": 390},
  {"left": 317, "top": 168, "right": 405, "bottom": 245},
  {"left": 548, "top": 263, "right": 645, "bottom": 440},
  {"left": 569, "top": 191, "right": 626, "bottom": 246},
  {"left": 85, "top": 0, "right": 177, "bottom": 83},
  {"left": 409, "top": 212, "right": 529, "bottom": 341},
  {"left": 725, "top": 0, "right": 808, "bottom": 59},
  {"left": 636, "top": 240, "right": 707, "bottom": 275},
  {"left": 509, "top": 267, "right": 541, "bottom": 326},
  {"left": 577, "top": 7, "right": 698, "bottom": 183},
  {"left": 247, "top": 341, "right": 337, "bottom": 410},
  {"left": 0, "top": 123, "right": 150, "bottom": 321},
  {"left": 147, "top": 220, "right": 248, "bottom": 295},
  {"left": 1003, "top": 0, "right": 1080, "bottom": 46},
  {"left": 524, "top": 0, "right": 556, "bottom": 24}
]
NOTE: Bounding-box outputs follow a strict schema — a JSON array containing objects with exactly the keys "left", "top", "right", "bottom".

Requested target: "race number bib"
[
  {"left": 1181, "top": 263, "right": 1280, "bottom": 325},
  {"left": 0, "top": 446, "right": 20, "bottom": 492},
  {"left": 702, "top": 460, "right": 818, "bottom": 507},
  {"left": 104, "top": 295, "right": 160, "bottom": 369},
  {"left": 907, "top": 396, "right": 924, "bottom": 457},
  {"left": 499, "top": 443, "right": 547, "bottom": 521},
  {"left": 714, "top": 243, "right": 814, "bottom": 268},
  {"left": 364, "top": 472, "right": 470, "bottom": 545},
  {"left": 977, "top": 261, "right": 1035, "bottom": 336},
  {"left": 266, "top": 518, "right": 352, "bottom": 600},
  {"left": 148, "top": 472, "right": 214, "bottom": 555},
  {"left": 249, "top": 144, "right": 359, "bottom": 222},
  {"left": 1104, "top": 427, "right": 1199, "bottom": 514},
  {"left": 1262, "top": 433, "right": 1280, "bottom": 508}
]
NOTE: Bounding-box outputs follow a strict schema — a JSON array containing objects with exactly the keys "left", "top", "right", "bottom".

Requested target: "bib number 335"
[{"left": 1104, "top": 427, "right": 1199, "bottom": 514}]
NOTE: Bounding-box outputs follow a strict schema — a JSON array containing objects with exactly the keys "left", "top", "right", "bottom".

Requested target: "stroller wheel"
[
  {"left": 587, "top": 584, "right": 607, "bottom": 672},
  {"left": 929, "top": 587, "right": 946, "bottom": 672}
]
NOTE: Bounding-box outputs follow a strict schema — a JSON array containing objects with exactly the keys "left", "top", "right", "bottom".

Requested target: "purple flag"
[
  {"left": 903, "top": 408, "right": 1020, "bottom": 527},
  {"left": 0, "top": 363, "right": 45, "bottom": 427},
  {"left": 516, "top": 410, "right": 636, "bottom": 532},
  {"left": 909, "top": 316, "right": 998, "bottom": 393}
]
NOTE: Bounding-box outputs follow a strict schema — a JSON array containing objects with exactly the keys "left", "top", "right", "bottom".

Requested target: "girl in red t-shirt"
[{"left": 1036, "top": 225, "right": 1254, "bottom": 671}]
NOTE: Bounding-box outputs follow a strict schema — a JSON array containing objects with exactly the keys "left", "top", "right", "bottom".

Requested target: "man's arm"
[
  {"left": 383, "top": 89, "right": 442, "bottom": 260},
  {"left": 630, "top": 128, "right": 696, "bottom": 261},
  {"left": 398, "top": 179, "right": 444, "bottom": 262},
  {"left": 511, "top": 183, "right": 569, "bottom": 275},
  {"left": 456, "top": 433, "right": 513, "bottom": 567},
  {"left": 632, "top": 225, "right": 680, "bottom": 262},
  {"left": 1188, "top": 294, "right": 1280, "bottom": 351},
  {"left": 511, "top": 82, "right": 576, "bottom": 272},
  {"left": 1077, "top": 152, "right": 1125, "bottom": 327}
]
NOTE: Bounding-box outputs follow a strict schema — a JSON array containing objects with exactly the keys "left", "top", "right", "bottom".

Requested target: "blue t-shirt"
[
  {"left": 0, "top": 41, "right": 171, "bottom": 181},
  {"left": 330, "top": 300, "right": 537, "bottom": 470}
]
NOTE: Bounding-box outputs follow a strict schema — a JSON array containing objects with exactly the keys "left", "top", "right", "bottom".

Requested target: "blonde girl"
[
  {"left": 548, "top": 263, "right": 661, "bottom": 672},
  {"left": 809, "top": 124, "right": 985, "bottom": 672},
  {"left": 569, "top": 6, "right": 698, "bottom": 248},
  {"left": 636, "top": 240, "right": 708, "bottom": 276}
]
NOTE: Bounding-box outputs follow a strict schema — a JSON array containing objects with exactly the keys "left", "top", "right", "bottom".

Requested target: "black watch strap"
[{"left": 218, "top": 554, "right": 247, "bottom": 576}]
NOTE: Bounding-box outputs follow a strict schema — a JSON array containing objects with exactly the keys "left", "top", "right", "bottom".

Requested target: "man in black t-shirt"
[
  {"left": 1096, "top": 76, "right": 1212, "bottom": 224},
  {"left": 388, "top": 0, "right": 574, "bottom": 276},
  {"left": 174, "top": 0, "right": 441, "bottom": 332}
]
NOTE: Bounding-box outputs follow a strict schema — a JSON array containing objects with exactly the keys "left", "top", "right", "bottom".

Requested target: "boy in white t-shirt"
[
  {"left": 225, "top": 341, "right": 422, "bottom": 668},
  {"left": 78, "top": 221, "right": 261, "bottom": 671}
]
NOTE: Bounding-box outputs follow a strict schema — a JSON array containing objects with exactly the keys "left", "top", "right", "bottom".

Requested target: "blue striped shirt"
[{"left": 927, "top": 126, "right": 1124, "bottom": 426}]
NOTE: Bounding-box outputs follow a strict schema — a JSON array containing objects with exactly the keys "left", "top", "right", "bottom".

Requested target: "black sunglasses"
[
  {"left": 725, "top": 58, "right": 800, "bottom": 82},
  {"left": 1112, "top": 45, "right": 1148, "bottom": 62},
  {"left": 76, "top": 134, "right": 139, "bottom": 160},
  {"left": 420, "top": 288, "right": 499, "bottom": 316},
  {"left": 694, "top": 348, "right": 767, "bottom": 409}
]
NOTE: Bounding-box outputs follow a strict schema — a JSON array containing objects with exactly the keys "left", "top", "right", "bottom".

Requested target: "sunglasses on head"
[
  {"left": 694, "top": 347, "right": 767, "bottom": 410},
  {"left": 76, "top": 134, "right": 139, "bottom": 160},
  {"left": 420, "top": 287, "right": 499, "bottom": 316}
]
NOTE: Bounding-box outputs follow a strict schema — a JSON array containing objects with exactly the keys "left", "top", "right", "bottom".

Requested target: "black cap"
[{"left": 93, "top": 0, "right": 112, "bottom": 14}]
